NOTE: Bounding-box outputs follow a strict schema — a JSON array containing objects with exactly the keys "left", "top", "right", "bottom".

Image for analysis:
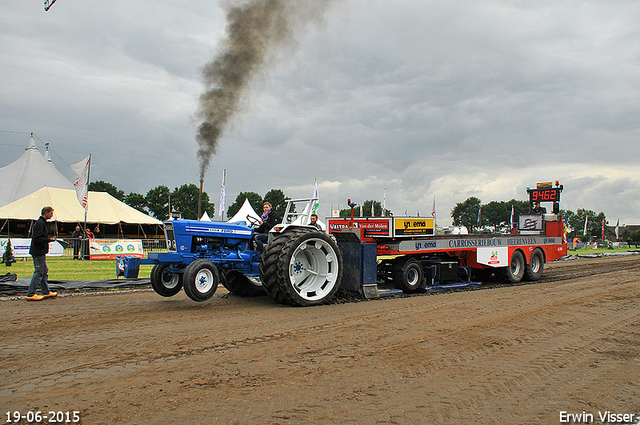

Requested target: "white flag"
[
  {"left": 219, "top": 169, "right": 226, "bottom": 219},
  {"left": 312, "top": 179, "right": 319, "bottom": 214},
  {"left": 510, "top": 205, "right": 514, "bottom": 229},
  {"left": 383, "top": 188, "right": 386, "bottom": 217},
  {"left": 431, "top": 195, "right": 436, "bottom": 219},
  {"left": 70, "top": 155, "right": 91, "bottom": 211}
]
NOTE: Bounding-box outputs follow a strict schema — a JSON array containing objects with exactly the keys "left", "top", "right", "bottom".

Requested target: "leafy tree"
[
  {"left": 124, "top": 192, "right": 147, "bottom": 213},
  {"left": 89, "top": 180, "right": 125, "bottom": 201},
  {"left": 482, "top": 199, "right": 529, "bottom": 229},
  {"left": 146, "top": 185, "right": 170, "bottom": 220},
  {"left": 568, "top": 209, "right": 606, "bottom": 239},
  {"left": 263, "top": 189, "right": 290, "bottom": 217},
  {"left": 227, "top": 192, "right": 263, "bottom": 219},
  {"left": 172, "top": 184, "right": 215, "bottom": 220},
  {"left": 451, "top": 197, "right": 481, "bottom": 230}
]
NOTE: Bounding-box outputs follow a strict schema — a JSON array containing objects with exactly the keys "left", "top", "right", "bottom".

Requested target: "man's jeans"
[{"left": 28, "top": 255, "right": 51, "bottom": 297}]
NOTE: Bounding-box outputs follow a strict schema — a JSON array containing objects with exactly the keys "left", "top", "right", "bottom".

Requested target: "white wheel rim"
[
  {"left": 511, "top": 256, "right": 522, "bottom": 275},
  {"left": 194, "top": 268, "right": 215, "bottom": 294},
  {"left": 407, "top": 267, "right": 419, "bottom": 286},
  {"left": 531, "top": 253, "right": 541, "bottom": 273},
  {"left": 289, "top": 238, "right": 337, "bottom": 301},
  {"left": 161, "top": 270, "right": 180, "bottom": 289}
]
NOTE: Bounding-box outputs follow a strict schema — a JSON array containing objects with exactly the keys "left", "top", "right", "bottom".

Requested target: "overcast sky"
[{"left": 1, "top": 0, "right": 639, "bottom": 225}]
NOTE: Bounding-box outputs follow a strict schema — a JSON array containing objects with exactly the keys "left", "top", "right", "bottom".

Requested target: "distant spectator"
[
  {"left": 72, "top": 225, "right": 82, "bottom": 260},
  {"left": 93, "top": 226, "right": 103, "bottom": 239},
  {"left": 532, "top": 202, "right": 547, "bottom": 214}
]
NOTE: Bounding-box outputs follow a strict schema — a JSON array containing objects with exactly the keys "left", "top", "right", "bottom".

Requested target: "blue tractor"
[{"left": 143, "top": 198, "right": 344, "bottom": 306}]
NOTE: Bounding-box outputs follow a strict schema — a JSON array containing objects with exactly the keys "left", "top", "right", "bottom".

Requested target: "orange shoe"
[
  {"left": 44, "top": 292, "right": 58, "bottom": 298},
  {"left": 26, "top": 294, "right": 44, "bottom": 301}
]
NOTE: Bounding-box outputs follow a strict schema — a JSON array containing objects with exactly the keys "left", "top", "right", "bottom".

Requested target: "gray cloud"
[{"left": 1, "top": 0, "right": 639, "bottom": 224}]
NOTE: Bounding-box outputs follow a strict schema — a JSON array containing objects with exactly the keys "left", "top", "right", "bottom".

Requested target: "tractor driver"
[{"left": 254, "top": 202, "right": 282, "bottom": 253}]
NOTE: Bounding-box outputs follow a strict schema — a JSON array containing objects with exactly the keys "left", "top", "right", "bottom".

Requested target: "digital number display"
[{"left": 529, "top": 188, "right": 560, "bottom": 202}]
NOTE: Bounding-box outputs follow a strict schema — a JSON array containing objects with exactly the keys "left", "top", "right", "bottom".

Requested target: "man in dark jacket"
[
  {"left": 71, "top": 225, "right": 82, "bottom": 260},
  {"left": 26, "top": 206, "right": 57, "bottom": 301},
  {"left": 254, "top": 202, "right": 282, "bottom": 253}
]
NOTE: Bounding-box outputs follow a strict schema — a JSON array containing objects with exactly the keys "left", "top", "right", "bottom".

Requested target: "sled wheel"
[
  {"left": 150, "top": 264, "right": 183, "bottom": 297},
  {"left": 524, "top": 249, "right": 545, "bottom": 281},
  {"left": 500, "top": 250, "right": 525, "bottom": 283},
  {"left": 221, "top": 270, "right": 265, "bottom": 297},
  {"left": 393, "top": 258, "right": 423, "bottom": 293},
  {"left": 183, "top": 259, "right": 219, "bottom": 302}
]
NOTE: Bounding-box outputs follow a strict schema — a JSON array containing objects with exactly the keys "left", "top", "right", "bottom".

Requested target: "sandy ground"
[{"left": 1, "top": 254, "right": 639, "bottom": 425}]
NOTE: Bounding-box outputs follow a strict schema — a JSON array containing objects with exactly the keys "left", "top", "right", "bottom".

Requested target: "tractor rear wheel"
[
  {"left": 150, "top": 264, "right": 183, "bottom": 297},
  {"left": 221, "top": 270, "right": 265, "bottom": 297},
  {"left": 260, "top": 229, "right": 343, "bottom": 306},
  {"left": 183, "top": 259, "right": 219, "bottom": 302}
]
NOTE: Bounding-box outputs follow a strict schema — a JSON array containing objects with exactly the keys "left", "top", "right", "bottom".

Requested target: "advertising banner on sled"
[
  {"left": 89, "top": 239, "right": 144, "bottom": 260},
  {"left": 0, "top": 238, "right": 64, "bottom": 258}
]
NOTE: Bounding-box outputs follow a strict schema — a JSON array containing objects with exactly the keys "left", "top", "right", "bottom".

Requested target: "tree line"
[
  {"left": 89, "top": 181, "right": 638, "bottom": 244},
  {"left": 450, "top": 196, "right": 633, "bottom": 241},
  {"left": 88, "top": 181, "right": 214, "bottom": 221}
]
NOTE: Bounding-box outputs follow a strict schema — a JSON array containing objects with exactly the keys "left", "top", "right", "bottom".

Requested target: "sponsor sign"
[
  {"left": 519, "top": 214, "right": 543, "bottom": 231},
  {"left": 327, "top": 218, "right": 391, "bottom": 238},
  {"left": 0, "top": 238, "right": 64, "bottom": 258},
  {"left": 476, "top": 247, "right": 508, "bottom": 267},
  {"left": 89, "top": 239, "right": 144, "bottom": 260},
  {"left": 393, "top": 218, "right": 435, "bottom": 237}
]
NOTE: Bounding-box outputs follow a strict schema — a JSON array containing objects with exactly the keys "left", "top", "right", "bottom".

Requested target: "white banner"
[
  {"left": 0, "top": 238, "right": 64, "bottom": 258},
  {"left": 476, "top": 247, "right": 509, "bottom": 267},
  {"left": 70, "top": 155, "right": 91, "bottom": 211},
  {"left": 89, "top": 239, "right": 143, "bottom": 260}
]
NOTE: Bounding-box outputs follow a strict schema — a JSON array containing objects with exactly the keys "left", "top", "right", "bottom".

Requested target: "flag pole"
[{"left": 84, "top": 154, "right": 91, "bottom": 233}]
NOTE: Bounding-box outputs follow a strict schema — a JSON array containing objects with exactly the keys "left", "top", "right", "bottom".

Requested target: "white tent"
[
  {"left": 0, "top": 187, "right": 162, "bottom": 225},
  {"left": 0, "top": 135, "right": 75, "bottom": 208},
  {"left": 199, "top": 211, "right": 212, "bottom": 221},
  {"left": 227, "top": 198, "right": 260, "bottom": 225}
]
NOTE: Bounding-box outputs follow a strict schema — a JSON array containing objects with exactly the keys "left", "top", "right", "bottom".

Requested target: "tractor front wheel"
[
  {"left": 183, "top": 259, "right": 219, "bottom": 302},
  {"left": 150, "top": 264, "right": 183, "bottom": 297}
]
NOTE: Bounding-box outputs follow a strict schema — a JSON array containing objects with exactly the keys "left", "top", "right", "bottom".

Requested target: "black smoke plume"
[{"left": 195, "top": 0, "right": 336, "bottom": 179}]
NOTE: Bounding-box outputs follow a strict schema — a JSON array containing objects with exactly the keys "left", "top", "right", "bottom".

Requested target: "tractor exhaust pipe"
[{"left": 198, "top": 178, "right": 203, "bottom": 220}]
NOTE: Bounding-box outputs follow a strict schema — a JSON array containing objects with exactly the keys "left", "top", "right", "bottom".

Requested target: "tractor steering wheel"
[{"left": 246, "top": 215, "right": 261, "bottom": 228}]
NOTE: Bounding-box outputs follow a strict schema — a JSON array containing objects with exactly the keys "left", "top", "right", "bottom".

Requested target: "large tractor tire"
[
  {"left": 499, "top": 250, "right": 525, "bottom": 283},
  {"left": 392, "top": 257, "right": 424, "bottom": 293},
  {"left": 259, "top": 229, "right": 343, "bottom": 306},
  {"left": 524, "top": 248, "right": 545, "bottom": 281},
  {"left": 221, "top": 270, "right": 266, "bottom": 297},
  {"left": 150, "top": 264, "right": 183, "bottom": 297},
  {"left": 183, "top": 259, "right": 219, "bottom": 302}
]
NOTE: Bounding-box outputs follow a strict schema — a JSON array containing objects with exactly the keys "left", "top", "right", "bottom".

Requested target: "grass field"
[
  {"left": 2, "top": 257, "right": 153, "bottom": 281},
  {"left": 2, "top": 246, "right": 637, "bottom": 282}
]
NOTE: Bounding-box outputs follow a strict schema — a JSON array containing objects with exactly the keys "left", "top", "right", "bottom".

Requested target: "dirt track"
[{"left": 2, "top": 255, "right": 639, "bottom": 425}]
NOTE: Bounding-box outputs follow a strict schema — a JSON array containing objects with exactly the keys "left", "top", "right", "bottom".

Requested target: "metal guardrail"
[{"left": 58, "top": 238, "right": 168, "bottom": 258}]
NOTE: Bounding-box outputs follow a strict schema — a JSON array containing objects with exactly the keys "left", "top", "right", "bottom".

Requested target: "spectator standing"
[
  {"left": 26, "top": 206, "right": 57, "bottom": 301},
  {"left": 71, "top": 225, "right": 82, "bottom": 260},
  {"left": 93, "top": 226, "right": 103, "bottom": 239}
]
